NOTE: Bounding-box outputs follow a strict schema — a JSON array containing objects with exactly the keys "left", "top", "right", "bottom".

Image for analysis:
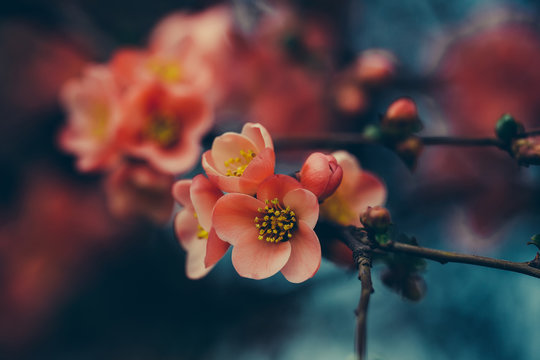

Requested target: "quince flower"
[
  {"left": 118, "top": 82, "right": 212, "bottom": 175},
  {"left": 202, "top": 123, "right": 275, "bottom": 194},
  {"left": 172, "top": 175, "right": 230, "bottom": 279},
  {"left": 59, "top": 65, "right": 122, "bottom": 172},
  {"left": 212, "top": 175, "right": 320, "bottom": 283}
]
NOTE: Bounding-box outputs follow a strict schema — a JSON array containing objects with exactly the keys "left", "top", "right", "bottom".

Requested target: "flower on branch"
[
  {"left": 212, "top": 175, "right": 321, "bottom": 283},
  {"left": 202, "top": 122, "right": 275, "bottom": 194}
]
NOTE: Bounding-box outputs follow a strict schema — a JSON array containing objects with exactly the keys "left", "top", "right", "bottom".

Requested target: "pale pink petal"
[
  {"left": 185, "top": 239, "right": 213, "bottom": 279},
  {"left": 240, "top": 147, "right": 276, "bottom": 194},
  {"left": 283, "top": 188, "right": 319, "bottom": 229},
  {"left": 232, "top": 240, "right": 291, "bottom": 280},
  {"left": 351, "top": 171, "right": 387, "bottom": 215},
  {"left": 172, "top": 179, "right": 193, "bottom": 208},
  {"left": 256, "top": 174, "right": 302, "bottom": 203},
  {"left": 210, "top": 133, "right": 258, "bottom": 174},
  {"left": 174, "top": 209, "right": 198, "bottom": 250},
  {"left": 280, "top": 221, "right": 321, "bottom": 283},
  {"left": 241, "top": 122, "right": 274, "bottom": 151},
  {"left": 190, "top": 174, "right": 222, "bottom": 230},
  {"left": 206, "top": 172, "right": 258, "bottom": 195},
  {"left": 204, "top": 228, "right": 230, "bottom": 268},
  {"left": 212, "top": 194, "right": 262, "bottom": 246}
]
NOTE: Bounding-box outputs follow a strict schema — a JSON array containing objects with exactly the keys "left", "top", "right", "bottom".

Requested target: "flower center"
[
  {"left": 147, "top": 59, "right": 182, "bottom": 83},
  {"left": 254, "top": 198, "right": 297, "bottom": 243},
  {"left": 146, "top": 114, "right": 180, "bottom": 148},
  {"left": 224, "top": 150, "right": 256, "bottom": 177},
  {"left": 194, "top": 212, "right": 209, "bottom": 239},
  {"left": 90, "top": 103, "right": 109, "bottom": 139}
]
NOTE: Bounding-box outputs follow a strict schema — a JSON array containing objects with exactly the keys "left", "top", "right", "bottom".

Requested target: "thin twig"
[
  {"left": 377, "top": 241, "right": 540, "bottom": 279},
  {"left": 274, "top": 129, "right": 540, "bottom": 150}
]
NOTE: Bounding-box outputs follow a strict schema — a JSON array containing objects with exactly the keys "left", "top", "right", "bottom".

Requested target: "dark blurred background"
[{"left": 1, "top": 0, "right": 540, "bottom": 359}]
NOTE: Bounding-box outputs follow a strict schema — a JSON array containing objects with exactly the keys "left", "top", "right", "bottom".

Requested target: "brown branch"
[
  {"left": 274, "top": 129, "right": 540, "bottom": 150},
  {"left": 341, "top": 227, "right": 373, "bottom": 360},
  {"left": 377, "top": 241, "right": 540, "bottom": 279}
]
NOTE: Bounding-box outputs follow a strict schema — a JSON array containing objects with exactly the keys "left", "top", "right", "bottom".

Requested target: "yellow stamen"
[
  {"left": 145, "top": 114, "right": 180, "bottom": 148},
  {"left": 147, "top": 58, "right": 182, "bottom": 83},
  {"left": 193, "top": 212, "right": 209, "bottom": 239},
  {"left": 254, "top": 197, "right": 297, "bottom": 243},
  {"left": 224, "top": 149, "right": 256, "bottom": 177}
]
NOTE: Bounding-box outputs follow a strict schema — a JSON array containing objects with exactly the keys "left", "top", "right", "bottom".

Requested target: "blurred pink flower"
[
  {"left": 118, "top": 82, "right": 212, "bottom": 175},
  {"left": 213, "top": 175, "right": 320, "bottom": 283},
  {"left": 202, "top": 122, "right": 275, "bottom": 194},
  {"left": 298, "top": 152, "right": 343, "bottom": 202},
  {"left": 105, "top": 162, "right": 175, "bottom": 224},
  {"left": 110, "top": 46, "right": 214, "bottom": 96},
  {"left": 172, "top": 175, "right": 229, "bottom": 279},
  {"left": 59, "top": 65, "right": 123, "bottom": 172},
  {"left": 354, "top": 49, "right": 397, "bottom": 86},
  {"left": 320, "top": 151, "right": 387, "bottom": 227}
]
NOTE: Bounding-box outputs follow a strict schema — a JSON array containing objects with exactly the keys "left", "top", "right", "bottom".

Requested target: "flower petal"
[
  {"left": 283, "top": 188, "right": 319, "bottom": 229},
  {"left": 190, "top": 174, "right": 222, "bottom": 230},
  {"left": 241, "top": 122, "right": 274, "bottom": 151},
  {"left": 280, "top": 221, "right": 321, "bottom": 283},
  {"left": 212, "top": 194, "right": 262, "bottom": 246},
  {"left": 210, "top": 132, "right": 258, "bottom": 174},
  {"left": 185, "top": 239, "right": 213, "bottom": 280},
  {"left": 174, "top": 209, "right": 198, "bottom": 250},
  {"left": 240, "top": 147, "right": 276, "bottom": 194},
  {"left": 232, "top": 239, "right": 291, "bottom": 280},
  {"left": 256, "top": 174, "right": 302, "bottom": 203},
  {"left": 172, "top": 179, "right": 193, "bottom": 207},
  {"left": 351, "top": 171, "right": 387, "bottom": 215},
  {"left": 204, "top": 228, "right": 230, "bottom": 268}
]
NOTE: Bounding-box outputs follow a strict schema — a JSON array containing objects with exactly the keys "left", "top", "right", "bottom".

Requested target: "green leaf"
[{"left": 527, "top": 234, "right": 540, "bottom": 250}]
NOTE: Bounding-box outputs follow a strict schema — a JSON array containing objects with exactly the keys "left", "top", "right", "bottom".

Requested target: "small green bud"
[
  {"left": 495, "top": 113, "right": 524, "bottom": 142},
  {"left": 360, "top": 206, "right": 391, "bottom": 233}
]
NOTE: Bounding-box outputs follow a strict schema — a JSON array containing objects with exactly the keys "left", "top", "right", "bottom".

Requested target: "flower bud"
[
  {"left": 354, "top": 49, "right": 397, "bottom": 86},
  {"left": 495, "top": 113, "right": 524, "bottom": 142},
  {"left": 334, "top": 82, "right": 367, "bottom": 115},
  {"left": 512, "top": 136, "right": 540, "bottom": 166},
  {"left": 299, "top": 152, "right": 343, "bottom": 202},
  {"left": 360, "top": 206, "right": 391, "bottom": 233},
  {"left": 382, "top": 98, "right": 423, "bottom": 137}
]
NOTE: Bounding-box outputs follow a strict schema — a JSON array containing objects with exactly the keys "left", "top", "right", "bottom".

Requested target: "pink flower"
[
  {"left": 320, "top": 151, "right": 386, "bottom": 226},
  {"left": 149, "top": 6, "right": 233, "bottom": 57},
  {"left": 110, "top": 46, "right": 214, "bottom": 96},
  {"left": 105, "top": 162, "right": 175, "bottom": 224},
  {"left": 212, "top": 175, "right": 321, "bottom": 283},
  {"left": 172, "top": 175, "right": 230, "bottom": 279},
  {"left": 298, "top": 152, "right": 343, "bottom": 202},
  {"left": 202, "top": 122, "right": 275, "bottom": 194},
  {"left": 118, "top": 82, "right": 212, "bottom": 175},
  {"left": 59, "top": 65, "right": 122, "bottom": 172}
]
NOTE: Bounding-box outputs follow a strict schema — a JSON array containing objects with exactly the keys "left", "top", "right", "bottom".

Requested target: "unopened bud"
[
  {"left": 334, "top": 82, "right": 367, "bottom": 115},
  {"left": 299, "top": 152, "right": 343, "bottom": 202},
  {"left": 360, "top": 206, "right": 391, "bottom": 233},
  {"left": 495, "top": 113, "right": 524, "bottom": 142},
  {"left": 355, "top": 49, "right": 397, "bottom": 86},
  {"left": 382, "top": 97, "right": 423, "bottom": 137}
]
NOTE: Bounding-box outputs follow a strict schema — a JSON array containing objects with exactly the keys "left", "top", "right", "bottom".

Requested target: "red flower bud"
[
  {"left": 382, "top": 98, "right": 422, "bottom": 136},
  {"left": 360, "top": 206, "right": 391, "bottom": 232},
  {"left": 299, "top": 152, "right": 343, "bottom": 202},
  {"left": 354, "top": 49, "right": 397, "bottom": 86}
]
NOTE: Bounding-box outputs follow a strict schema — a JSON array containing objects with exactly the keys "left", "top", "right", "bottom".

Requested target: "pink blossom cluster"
[
  {"left": 59, "top": 6, "right": 233, "bottom": 223},
  {"left": 173, "top": 123, "right": 386, "bottom": 282}
]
